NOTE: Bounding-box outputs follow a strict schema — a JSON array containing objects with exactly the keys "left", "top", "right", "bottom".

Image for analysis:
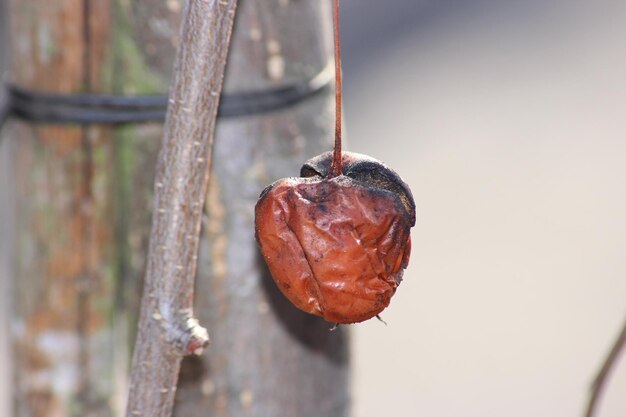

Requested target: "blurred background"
[
  {"left": 340, "top": 1, "right": 626, "bottom": 417},
  {"left": 1, "top": 0, "right": 626, "bottom": 416},
  {"left": 1, "top": 0, "right": 11, "bottom": 416}
]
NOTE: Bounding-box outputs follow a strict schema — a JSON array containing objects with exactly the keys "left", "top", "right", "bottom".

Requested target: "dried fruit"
[
  {"left": 254, "top": 0, "right": 415, "bottom": 324},
  {"left": 255, "top": 151, "right": 415, "bottom": 324}
]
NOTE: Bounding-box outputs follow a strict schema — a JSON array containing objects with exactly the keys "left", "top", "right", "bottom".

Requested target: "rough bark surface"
[
  {"left": 173, "top": 1, "right": 350, "bottom": 417},
  {"left": 124, "top": 1, "right": 237, "bottom": 417},
  {"left": 0, "top": 2, "right": 11, "bottom": 416},
  {"left": 4, "top": 0, "right": 180, "bottom": 416},
  {"left": 7, "top": 2, "right": 116, "bottom": 416}
]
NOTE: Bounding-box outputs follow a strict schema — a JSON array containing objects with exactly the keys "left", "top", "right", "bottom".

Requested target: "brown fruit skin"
[{"left": 255, "top": 152, "right": 415, "bottom": 324}]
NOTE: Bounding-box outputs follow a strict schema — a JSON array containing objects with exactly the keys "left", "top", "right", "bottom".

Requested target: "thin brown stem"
[
  {"left": 584, "top": 317, "right": 626, "bottom": 417},
  {"left": 329, "top": 0, "right": 343, "bottom": 177}
]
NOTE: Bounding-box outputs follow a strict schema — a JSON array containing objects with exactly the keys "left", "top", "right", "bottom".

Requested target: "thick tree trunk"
[
  {"left": 173, "top": 2, "right": 350, "bottom": 417},
  {"left": 4, "top": 1, "right": 180, "bottom": 416},
  {"left": 1, "top": 2, "right": 12, "bottom": 417}
]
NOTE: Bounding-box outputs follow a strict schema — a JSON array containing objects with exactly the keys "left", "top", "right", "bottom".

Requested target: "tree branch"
[
  {"left": 585, "top": 316, "right": 626, "bottom": 417},
  {"left": 125, "top": 1, "right": 238, "bottom": 416}
]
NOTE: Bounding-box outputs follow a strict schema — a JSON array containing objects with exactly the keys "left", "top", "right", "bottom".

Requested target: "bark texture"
[
  {"left": 173, "top": 1, "right": 350, "bottom": 416},
  {"left": 4, "top": 0, "right": 180, "bottom": 416},
  {"left": 124, "top": 1, "right": 237, "bottom": 416}
]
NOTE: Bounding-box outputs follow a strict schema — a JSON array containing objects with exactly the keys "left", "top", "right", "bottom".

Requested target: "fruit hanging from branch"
[{"left": 254, "top": 0, "right": 416, "bottom": 324}]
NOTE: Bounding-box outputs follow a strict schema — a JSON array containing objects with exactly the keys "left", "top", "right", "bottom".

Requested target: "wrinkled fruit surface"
[{"left": 255, "top": 151, "right": 415, "bottom": 324}]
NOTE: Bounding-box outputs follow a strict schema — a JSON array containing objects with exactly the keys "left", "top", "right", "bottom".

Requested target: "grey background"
[
  {"left": 2, "top": 1, "right": 626, "bottom": 417},
  {"left": 341, "top": 2, "right": 626, "bottom": 417}
]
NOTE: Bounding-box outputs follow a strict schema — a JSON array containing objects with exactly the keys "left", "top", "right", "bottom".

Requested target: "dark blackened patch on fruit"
[
  {"left": 301, "top": 152, "right": 333, "bottom": 177},
  {"left": 258, "top": 183, "right": 275, "bottom": 200},
  {"left": 345, "top": 160, "right": 415, "bottom": 226},
  {"left": 300, "top": 151, "right": 416, "bottom": 226},
  {"left": 348, "top": 179, "right": 411, "bottom": 231},
  {"left": 300, "top": 162, "right": 323, "bottom": 178}
]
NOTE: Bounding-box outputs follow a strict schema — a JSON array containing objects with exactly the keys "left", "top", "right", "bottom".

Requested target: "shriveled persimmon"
[
  {"left": 254, "top": 0, "right": 415, "bottom": 324},
  {"left": 255, "top": 152, "right": 414, "bottom": 324}
]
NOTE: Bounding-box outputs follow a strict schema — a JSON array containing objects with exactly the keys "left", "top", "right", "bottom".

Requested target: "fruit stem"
[{"left": 329, "top": 0, "right": 343, "bottom": 178}]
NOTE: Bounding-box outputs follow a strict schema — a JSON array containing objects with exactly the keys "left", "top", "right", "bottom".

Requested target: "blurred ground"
[
  {"left": 342, "top": 1, "right": 626, "bottom": 417},
  {"left": 2, "top": 1, "right": 626, "bottom": 417}
]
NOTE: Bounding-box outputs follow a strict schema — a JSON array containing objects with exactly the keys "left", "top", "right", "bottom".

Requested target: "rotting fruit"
[
  {"left": 254, "top": 0, "right": 416, "bottom": 324},
  {"left": 255, "top": 151, "right": 415, "bottom": 324}
]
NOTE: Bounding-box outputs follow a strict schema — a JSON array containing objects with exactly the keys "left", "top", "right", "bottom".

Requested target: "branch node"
[
  {"left": 184, "top": 317, "right": 210, "bottom": 356},
  {"left": 153, "top": 309, "right": 210, "bottom": 356}
]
